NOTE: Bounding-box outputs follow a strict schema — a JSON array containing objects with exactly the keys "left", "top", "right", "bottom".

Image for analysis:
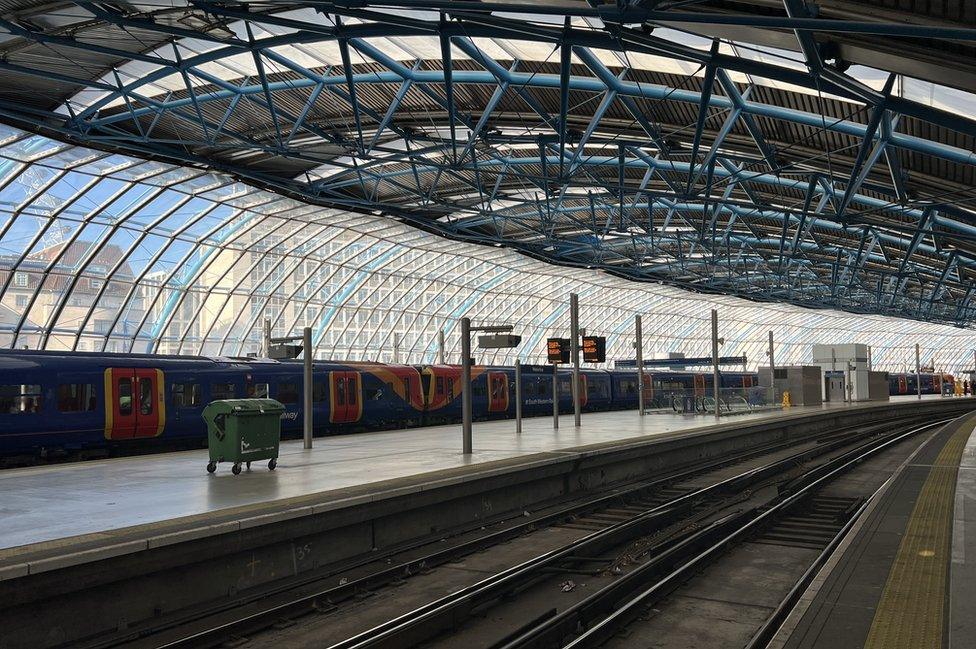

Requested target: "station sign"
[
  {"left": 478, "top": 334, "right": 522, "bottom": 349},
  {"left": 546, "top": 338, "right": 571, "bottom": 364},
  {"left": 582, "top": 336, "right": 606, "bottom": 363}
]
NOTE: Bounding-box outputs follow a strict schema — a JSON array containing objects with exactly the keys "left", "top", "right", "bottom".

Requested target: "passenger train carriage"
[
  {"left": 0, "top": 349, "right": 947, "bottom": 461},
  {"left": 887, "top": 371, "right": 955, "bottom": 396}
]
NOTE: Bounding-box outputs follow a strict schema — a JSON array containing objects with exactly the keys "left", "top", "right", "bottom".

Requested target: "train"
[
  {"left": 0, "top": 349, "right": 760, "bottom": 461},
  {"left": 887, "top": 371, "right": 955, "bottom": 396},
  {"left": 0, "top": 350, "right": 958, "bottom": 461}
]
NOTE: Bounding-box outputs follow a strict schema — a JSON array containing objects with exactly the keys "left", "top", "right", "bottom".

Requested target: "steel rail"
[
  {"left": 105, "top": 417, "right": 896, "bottom": 649},
  {"left": 96, "top": 417, "right": 930, "bottom": 649},
  {"left": 550, "top": 418, "right": 951, "bottom": 649},
  {"left": 321, "top": 418, "right": 931, "bottom": 649}
]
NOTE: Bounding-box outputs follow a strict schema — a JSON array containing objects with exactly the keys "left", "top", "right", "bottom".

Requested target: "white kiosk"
[{"left": 812, "top": 343, "right": 889, "bottom": 402}]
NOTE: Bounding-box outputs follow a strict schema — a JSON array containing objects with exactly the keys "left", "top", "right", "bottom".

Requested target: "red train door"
[
  {"left": 694, "top": 374, "right": 706, "bottom": 397},
  {"left": 488, "top": 372, "right": 509, "bottom": 412},
  {"left": 330, "top": 371, "right": 363, "bottom": 423},
  {"left": 898, "top": 375, "right": 907, "bottom": 394},
  {"left": 742, "top": 375, "right": 753, "bottom": 388},
  {"left": 579, "top": 374, "right": 588, "bottom": 408},
  {"left": 104, "top": 368, "right": 164, "bottom": 440}
]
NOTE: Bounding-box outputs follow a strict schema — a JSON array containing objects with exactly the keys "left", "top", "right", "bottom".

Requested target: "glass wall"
[{"left": 1, "top": 126, "right": 975, "bottom": 373}]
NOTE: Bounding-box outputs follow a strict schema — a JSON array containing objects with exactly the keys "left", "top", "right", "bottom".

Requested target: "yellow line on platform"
[{"left": 863, "top": 414, "right": 976, "bottom": 649}]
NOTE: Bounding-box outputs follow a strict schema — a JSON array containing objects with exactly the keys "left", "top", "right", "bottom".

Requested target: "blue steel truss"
[{"left": 0, "top": 2, "right": 975, "bottom": 325}]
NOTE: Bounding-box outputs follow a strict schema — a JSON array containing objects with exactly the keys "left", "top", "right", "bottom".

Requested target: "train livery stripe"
[
  {"left": 103, "top": 368, "right": 113, "bottom": 440},
  {"left": 154, "top": 368, "right": 166, "bottom": 437}
]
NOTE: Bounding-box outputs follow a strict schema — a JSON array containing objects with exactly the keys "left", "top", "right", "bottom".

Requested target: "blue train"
[
  {"left": 887, "top": 371, "right": 955, "bottom": 395},
  {"left": 0, "top": 350, "right": 761, "bottom": 461}
]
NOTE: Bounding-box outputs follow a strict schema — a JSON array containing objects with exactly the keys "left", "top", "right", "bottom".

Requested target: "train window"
[
  {"left": 1, "top": 384, "right": 42, "bottom": 414},
  {"left": 246, "top": 382, "right": 268, "bottom": 398},
  {"left": 492, "top": 377, "right": 506, "bottom": 399},
  {"left": 277, "top": 381, "right": 299, "bottom": 404},
  {"left": 139, "top": 378, "right": 153, "bottom": 416},
  {"left": 559, "top": 378, "right": 572, "bottom": 396},
  {"left": 171, "top": 383, "right": 201, "bottom": 408},
  {"left": 313, "top": 382, "right": 327, "bottom": 402},
  {"left": 211, "top": 383, "right": 236, "bottom": 400},
  {"left": 447, "top": 377, "right": 454, "bottom": 398},
  {"left": 435, "top": 376, "right": 444, "bottom": 395},
  {"left": 348, "top": 380, "right": 357, "bottom": 405},
  {"left": 118, "top": 379, "right": 132, "bottom": 416},
  {"left": 538, "top": 378, "right": 551, "bottom": 396},
  {"left": 58, "top": 383, "right": 96, "bottom": 412}
]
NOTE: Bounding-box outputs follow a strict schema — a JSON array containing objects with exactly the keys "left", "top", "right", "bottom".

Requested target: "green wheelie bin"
[{"left": 202, "top": 398, "right": 285, "bottom": 475}]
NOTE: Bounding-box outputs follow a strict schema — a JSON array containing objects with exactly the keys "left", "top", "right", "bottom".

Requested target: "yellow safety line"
[{"left": 863, "top": 415, "right": 976, "bottom": 649}]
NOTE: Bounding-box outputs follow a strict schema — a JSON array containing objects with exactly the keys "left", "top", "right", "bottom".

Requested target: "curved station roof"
[{"left": 0, "top": 1, "right": 976, "bottom": 370}]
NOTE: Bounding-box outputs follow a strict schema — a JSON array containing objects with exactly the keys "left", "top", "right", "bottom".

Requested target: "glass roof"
[
  {"left": 1, "top": 3, "right": 975, "bottom": 326},
  {"left": 1, "top": 126, "right": 974, "bottom": 373}
]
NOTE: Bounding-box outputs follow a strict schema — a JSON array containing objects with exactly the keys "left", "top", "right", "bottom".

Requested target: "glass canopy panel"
[{"left": 0, "top": 128, "right": 974, "bottom": 370}]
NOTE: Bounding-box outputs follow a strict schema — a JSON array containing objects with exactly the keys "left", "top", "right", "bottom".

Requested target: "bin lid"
[{"left": 202, "top": 398, "right": 286, "bottom": 415}]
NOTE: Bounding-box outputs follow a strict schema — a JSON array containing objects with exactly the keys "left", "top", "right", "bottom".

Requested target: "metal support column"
[
  {"left": 570, "top": 293, "right": 581, "bottom": 427},
  {"left": 846, "top": 362, "right": 853, "bottom": 403},
  {"left": 552, "top": 363, "right": 559, "bottom": 429},
  {"left": 515, "top": 359, "right": 522, "bottom": 434},
  {"left": 711, "top": 309, "right": 720, "bottom": 422},
  {"left": 636, "top": 315, "right": 644, "bottom": 416},
  {"left": 263, "top": 318, "right": 271, "bottom": 357},
  {"left": 438, "top": 329, "right": 445, "bottom": 364},
  {"left": 916, "top": 343, "right": 922, "bottom": 400},
  {"left": 462, "top": 317, "right": 472, "bottom": 454},
  {"left": 303, "top": 326, "right": 313, "bottom": 449},
  {"left": 393, "top": 332, "right": 401, "bottom": 364},
  {"left": 867, "top": 346, "right": 872, "bottom": 371}
]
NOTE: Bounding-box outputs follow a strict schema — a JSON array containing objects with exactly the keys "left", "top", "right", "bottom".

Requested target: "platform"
[
  {"left": 1, "top": 395, "right": 974, "bottom": 649},
  {"left": 0, "top": 395, "right": 955, "bottom": 553},
  {"left": 771, "top": 409, "right": 976, "bottom": 649}
]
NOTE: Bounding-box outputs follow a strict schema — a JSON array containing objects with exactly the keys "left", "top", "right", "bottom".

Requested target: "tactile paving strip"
[{"left": 863, "top": 418, "right": 974, "bottom": 649}]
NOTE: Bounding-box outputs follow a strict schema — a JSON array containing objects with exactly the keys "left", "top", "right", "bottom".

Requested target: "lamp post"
[
  {"left": 460, "top": 320, "right": 518, "bottom": 454},
  {"left": 570, "top": 293, "right": 581, "bottom": 427},
  {"left": 303, "top": 327, "right": 313, "bottom": 449},
  {"left": 916, "top": 343, "right": 922, "bottom": 400},
  {"left": 711, "top": 310, "right": 722, "bottom": 422},
  {"left": 515, "top": 359, "right": 522, "bottom": 434},
  {"left": 267, "top": 328, "right": 314, "bottom": 448},
  {"left": 636, "top": 315, "right": 644, "bottom": 416}
]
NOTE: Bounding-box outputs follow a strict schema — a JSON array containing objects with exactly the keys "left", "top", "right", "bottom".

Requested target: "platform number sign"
[
  {"left": 547, "top": 338, "right": 571, "bottom": 364},
  {"left": 582, "top": 336, "right": 606, "bottom": 363}
]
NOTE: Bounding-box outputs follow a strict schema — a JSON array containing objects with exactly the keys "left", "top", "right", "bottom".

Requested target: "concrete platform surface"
[
  {"left": 771, "top": 410, "right": 976, "bottom": 649},
  {"left": 0, "top": 395, "right": 955, "bottom": 552}
]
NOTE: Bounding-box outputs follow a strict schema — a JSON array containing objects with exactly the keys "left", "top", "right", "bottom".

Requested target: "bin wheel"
[
  {"left": 232, "top": 463, "right": 242, "bottom": 475},
  {"left": 246, "top": 461, "right": 251, "bottom": 471},
  {"left": 206, "top": 461, "right": 216, "bottom": 474},
  {"left": 268, "top": 458, "right": 277, "bottom": 471}
]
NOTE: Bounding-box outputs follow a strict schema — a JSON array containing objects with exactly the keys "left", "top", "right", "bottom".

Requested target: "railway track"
[
  {"left": 315, "top": 418, "right": 946, "bottom": 649},
  {"left": 84, "top": 414, "right": 949, "bottom": 649}
]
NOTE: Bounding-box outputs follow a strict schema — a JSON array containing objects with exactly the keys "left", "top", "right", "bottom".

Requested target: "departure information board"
[
  {"left": 582, "top": 336, "right": 606, "bottom": 363},
  {"left": 546, "top": 338, "right": 570, "bottom": 363}
]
